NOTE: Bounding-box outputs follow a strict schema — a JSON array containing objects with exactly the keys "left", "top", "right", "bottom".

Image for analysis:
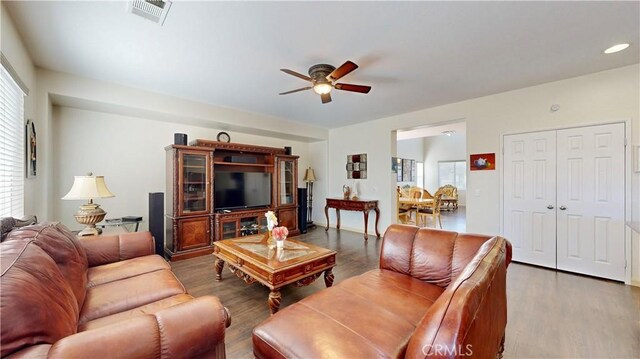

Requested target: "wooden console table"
[{"left": 324, "top": 198, "right": 380, "bottom": 240}]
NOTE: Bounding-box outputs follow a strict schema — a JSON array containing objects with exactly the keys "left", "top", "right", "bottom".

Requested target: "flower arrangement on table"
[
  {"left": 272, "top": 226, "right": 289, "bottom": 248},
  {"left": 265, "top": 211, "right": 278, "bottom": 231},
  {"left": 265, "top": 211, "right": 288, "bottom": 247}
]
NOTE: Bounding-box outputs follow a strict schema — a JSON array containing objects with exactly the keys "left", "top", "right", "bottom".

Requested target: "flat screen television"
[{"left": 214, "top": 172, "right": 271, "bottom": 210}]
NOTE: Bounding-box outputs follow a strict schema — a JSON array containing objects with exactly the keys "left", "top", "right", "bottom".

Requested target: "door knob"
[
  {"left": 547, "top": 205, "right": 554, "bottom": 209},
  {"left": 559, "top": 206, "right": 567, "bottom": 210}
]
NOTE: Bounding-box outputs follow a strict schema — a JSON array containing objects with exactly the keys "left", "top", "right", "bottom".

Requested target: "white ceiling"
[
  {"left": 397, "top": 121, "right": 466, "bottom": 141},
  {"left": 5, "top": 1, "right": 639, "bottom": 129}
]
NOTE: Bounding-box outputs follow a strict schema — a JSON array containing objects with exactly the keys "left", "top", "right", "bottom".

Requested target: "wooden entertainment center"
[{"left": 165, "top": 140, "right": 299, "bottom": 261}]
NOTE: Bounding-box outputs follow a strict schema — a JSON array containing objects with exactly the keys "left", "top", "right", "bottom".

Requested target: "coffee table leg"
[
  {"left": 215, "top": 259, "right": 224, "bottom": 281},
  {"left": 268, "top": 290, "right": 281, "bottom": 315},
  {"left": 324, "top": 269, "right": 335, "bottom": 287}
]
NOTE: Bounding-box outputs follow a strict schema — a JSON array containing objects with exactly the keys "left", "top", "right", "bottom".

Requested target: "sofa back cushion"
[
  {"left": 0, "top": 240, "right": 79, "bottom": 357},
  {"left": 380, "top": 225, "right": 493, "bottom": 288},
  {"left": 404, "top": 236, "right": 508, "bottom": 359},
  {"left": 6, "top": 223, "right": 88, "bottom": 308}
]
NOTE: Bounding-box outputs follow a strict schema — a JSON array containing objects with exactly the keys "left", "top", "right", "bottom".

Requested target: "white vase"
[{"left": 276, "top": 240, "right": 284, "bottom": 248}]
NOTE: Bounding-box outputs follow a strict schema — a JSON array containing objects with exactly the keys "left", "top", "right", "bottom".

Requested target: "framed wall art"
[
  {"left": 470, "top": 153, "right": 495, "bottom": 171},
  {"left": 395, "top": 157, "right": 418, "bottom": 182},
  {"left": 26, "top": 119, "right": 37, "bottom": 178},
  {"left": 347, "top": 153, "right": 367, "bottom": 179}
]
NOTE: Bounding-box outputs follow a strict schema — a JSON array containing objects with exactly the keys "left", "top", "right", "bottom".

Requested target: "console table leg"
[
  {"left": 336, "top": 209, "right": 341, "bottom": 230},
  {"left": 324, "top": 269, "right": 335, "bottom": 287},
  {"left": 324, "top": 205, "right": 329, "bottom": 231},
  {"left": 374, "top": 207, "right": 381, "bottom": 238},
  {"left": 363, "top": 210, "right": 369, "bottom": 240},
  {"left": 268, "top": 290, "right": 282, "bottom": 315},
  {"left": 214, "top": 259, "right": 225, "bottom": 281}
]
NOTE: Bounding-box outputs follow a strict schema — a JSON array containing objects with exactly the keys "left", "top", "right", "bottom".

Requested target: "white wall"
[
  {"left": 327, "top": 64, "right": 639, "bottom": 284},
  {"left": 1, "top": 3, "right": 40, "bottom": 218},
  {"left": 396, "top": 138, "right": 424, "bottom": 187},
  {"left": 52, "top": 106, "right": 316, "bottom": 231},
  {"left": 423, "top": 132, "right": 467, "bottom": 205},
  {"left": 33, "top": 69, "right": 328, "bottom": 223}
]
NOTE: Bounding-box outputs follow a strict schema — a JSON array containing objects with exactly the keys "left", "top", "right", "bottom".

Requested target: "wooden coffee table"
[{"left": 213, "top": 234, "right": 336, "bottom": 315}]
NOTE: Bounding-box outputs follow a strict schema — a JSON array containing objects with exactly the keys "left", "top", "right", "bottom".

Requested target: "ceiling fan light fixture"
[{"left": 313, "top": 82, "right": 333, "bottom": 95}]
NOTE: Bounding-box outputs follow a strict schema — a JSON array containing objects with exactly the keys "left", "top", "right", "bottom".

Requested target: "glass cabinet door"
[
  {"left": 240, "top": 216, "right": 260, "bottom": 236},
  {"left": 279, "top": 159, "right": 294, "bottom": 205},
  {"left": 221, "top": 221, "right": 237, "bottom": 239},
  {"left": 181, "top": 152, "right": 209, "bottom": 214}
]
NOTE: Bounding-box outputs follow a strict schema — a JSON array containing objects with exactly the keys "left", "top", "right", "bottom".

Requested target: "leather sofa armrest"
[
  {"left": 79, "top": 232, "right": 156, "bottom": 267},
  {"left": 47, "top": 296, "right": 229, "bottom": 358}
]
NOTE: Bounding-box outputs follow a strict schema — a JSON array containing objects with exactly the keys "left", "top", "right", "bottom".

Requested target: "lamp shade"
[
  {"left": 62, "top": 175, "right": 115, "bottom": 200},
  {"left": 303, "top": 167, "right": 317, "bottom": 182}
]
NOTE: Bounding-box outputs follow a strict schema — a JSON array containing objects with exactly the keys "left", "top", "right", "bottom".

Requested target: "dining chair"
[
  {"left": 396, "top": 191, "right": 411, "bottom": 224},
  {"left": 416, "top": 191, "right": 443, "bottom": 228},
  {"left": 438, "top": 184, "right": 458, "bottom": 211}
]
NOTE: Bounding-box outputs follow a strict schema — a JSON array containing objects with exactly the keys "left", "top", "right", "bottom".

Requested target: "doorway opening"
[{"left": 395, "top": 121, "right": 467, "bottom": 232}]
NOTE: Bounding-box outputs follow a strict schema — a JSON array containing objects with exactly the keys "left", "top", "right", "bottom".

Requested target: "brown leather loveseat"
[
  {"left": 253, "top": 224, "right": 511, "bottom": 358},
  {"left": 1, "top": 223, "right": 230, "bottom": 358}
]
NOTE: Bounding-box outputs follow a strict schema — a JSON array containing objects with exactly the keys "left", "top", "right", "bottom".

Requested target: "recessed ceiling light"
[{"left": 604, "top": 43, "right": 630, "bottom": 54}]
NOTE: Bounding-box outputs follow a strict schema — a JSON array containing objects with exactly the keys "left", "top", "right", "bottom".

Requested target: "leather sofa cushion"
[
  {"left": 78, "top": 294, "right": 193, "bottom": 332},
  {"left": 0, "top": 240, "right": 79, "bottom": 357},
  {"left": 253, "top": 269, "right": 444, "bottom": 359},
  {"left": 381, "top": 226, "right": 492, "bottom": 289},
  {"left": 5, "top": 223, "right": 88, "bottom": 308},
  {"left": 410, "top": 229, "right": 457, "bottom": 287},
  {"left": 79, "top": 269, "right": 186, "bottom": 324},
  {"left": 337, "top": 270, "right": 444, "bottom": 325},
  {"left": 87, "top": 255, "right": 170, "bottom": 288}
]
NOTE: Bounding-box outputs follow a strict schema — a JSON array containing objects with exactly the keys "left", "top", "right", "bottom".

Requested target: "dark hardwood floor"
[{"left": 172, "top": 226, "right": 640, "bottom": 359}]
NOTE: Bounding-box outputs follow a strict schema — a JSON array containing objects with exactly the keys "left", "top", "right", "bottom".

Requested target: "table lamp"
[
  {"left": 62, "top": 173, "right": 114, "bottom": 236},
  {"left": 303, "top": 167, "right": 317, "bottom": 228}
]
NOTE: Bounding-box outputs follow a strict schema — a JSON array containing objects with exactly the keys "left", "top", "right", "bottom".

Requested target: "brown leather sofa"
[
  {"left": 253, "top": 224, "right": 511, "bottom": 359},
  {"left": 1, "top": 222, "right": 230, "bottom": 358}
]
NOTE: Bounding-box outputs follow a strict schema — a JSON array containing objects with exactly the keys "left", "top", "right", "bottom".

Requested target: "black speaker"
[
  {"left": 174, "top": 133, "right": 187, "bottom": 145},
  {"left": 298, "top": 188, "right": 308, "bottom": 233},
  {"left": 284, "top": 146, "right": 292, "bottom": 155},
  {"left": 149, "top": 192, "right": 165, "bottom": 256}
]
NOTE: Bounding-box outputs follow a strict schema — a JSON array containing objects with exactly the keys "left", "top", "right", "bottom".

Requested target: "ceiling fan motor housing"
[{"left": 308, "top": 64, "right": 336, "bottom": 84}]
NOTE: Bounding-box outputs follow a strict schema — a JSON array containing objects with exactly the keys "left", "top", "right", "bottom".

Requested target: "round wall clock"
[{"left": 217, "top": 132, "right": 231, "bottom": 143}]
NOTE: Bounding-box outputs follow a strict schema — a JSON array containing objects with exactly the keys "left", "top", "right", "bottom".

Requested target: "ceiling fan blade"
[
  {"left": 280, "top": 69, "right": 312, "bottom": 82},
  {"left": 334, "top": 83, "right": 371, "bottom": 94},
  {"left": 327, "top": 61, "right": 358, "bottom": 81},
  {"left": 321, "top": 93, "right": 332, "bottom": 104},
  {"left": 279, "top": 87, "right": 313, "bottom": 95}
]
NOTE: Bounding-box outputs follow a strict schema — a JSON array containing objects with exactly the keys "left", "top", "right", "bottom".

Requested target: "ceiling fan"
[{"left": 279, "top": 60, "right": 371, "bottom": 104}]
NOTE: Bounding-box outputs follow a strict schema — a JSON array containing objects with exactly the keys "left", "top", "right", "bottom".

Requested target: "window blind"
[
  {"left": 0, "top": 64, "right": 25, "bottom": 218},
  {"left": 438, "top": 160, "right": 467, "bottom": 190}
]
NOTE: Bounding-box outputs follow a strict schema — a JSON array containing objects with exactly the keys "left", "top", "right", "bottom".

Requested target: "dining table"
[{"left": 399, "top": 197, "right": 434, "bottom": 208}]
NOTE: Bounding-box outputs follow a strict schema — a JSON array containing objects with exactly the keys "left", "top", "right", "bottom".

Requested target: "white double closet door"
[{"left": 503, "top": 123, "right": 625, "bottom": 281}]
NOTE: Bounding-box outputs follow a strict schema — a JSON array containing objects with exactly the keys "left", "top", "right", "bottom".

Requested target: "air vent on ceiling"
[{"left": 128, "top": 0, "right": 172, "bottom": 26}]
